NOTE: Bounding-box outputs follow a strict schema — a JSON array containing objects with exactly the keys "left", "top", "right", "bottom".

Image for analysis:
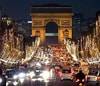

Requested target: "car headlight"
[
  {"left": 0, "top": 78, "right": 2, "bottom": 83},
  {"left": 32, "top": 78, "right": 43, "bottom": 82},
  {"left": 37, "top": 78, "right": 43, "bottom": 81},
  {"left": 40, "top": 71, "right": 50, "bottom": 80},
  {"left": 36, "top": 62, "right": 41, "bottom": 67},
  {"left": 19, "top": 78, "right": 24, "bottom": 83},
  {"left": 27, "top": 71, "right": 35, "bottom": 78},
  {"left": 13, "top": 81, "right": 18, "bottom": 86},
  {"left": 18, "top": 72, "right": 25, "bottom": 79},
  {"left": 13, "top": 75, "right": 18, "bottom": 79}
]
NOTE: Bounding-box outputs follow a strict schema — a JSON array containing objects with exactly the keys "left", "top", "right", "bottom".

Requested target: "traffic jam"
[
  {"left": 0, "top": 61, "right": 99, "bottom": 86},
  {"left": 0, "top": 62, "right": 74, "bottom": 86}
]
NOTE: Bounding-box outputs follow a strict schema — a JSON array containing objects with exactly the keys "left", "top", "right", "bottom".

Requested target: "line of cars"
[
  {"left": 0, "top": 64, "right": 100, "bottom": 86},
  {"left": 6, "top": 68, "right": 27, "bottom": 86},
  {"left": 5, "top": 67, "right": 52, "bottom": 86},
  {"left": 0, "top": 62, "right": 58, "bottom": 86},
  {"left": 0, "top": 65, "right": 73, "bottom": 86},
  {"left": 56, "top": 67, "right": 100, "bottom": 83}
]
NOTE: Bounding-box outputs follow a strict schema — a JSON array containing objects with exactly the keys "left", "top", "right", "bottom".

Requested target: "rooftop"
[{"left": 31, "top": 3, "right": 72, "bottom": 13}]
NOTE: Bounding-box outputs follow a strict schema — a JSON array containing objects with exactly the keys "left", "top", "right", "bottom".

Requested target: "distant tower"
[
  {"left": 73, "top": 13, "right": 84, "bottom": 40},
  {"left": 0, "top": 6, "right": 2, "bottom": 19}
]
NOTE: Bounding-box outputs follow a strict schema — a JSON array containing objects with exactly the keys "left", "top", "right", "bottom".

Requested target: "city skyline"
[{"left": 0, "top": 0, "right": 100, "bottom": 20}]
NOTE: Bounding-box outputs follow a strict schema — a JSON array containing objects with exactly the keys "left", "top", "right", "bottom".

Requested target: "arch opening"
[{"left": 45, "top": 22, "right": 58, "bottom": 45}]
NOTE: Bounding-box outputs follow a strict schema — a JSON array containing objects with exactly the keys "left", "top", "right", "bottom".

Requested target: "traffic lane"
[
  {"left": 19, "top": 79, "right": 73, "bottom": 86},
  {"left": 21, "top": 80, "right": 47, "bottom": 86},
  {"left": 58, "top": 79, "right": 73, "bottom": 86},
  {"left": 6, "top": 79, "right": 100, "bottom": 86},
  {"left": 30, "top": 80, "right": 100, "bottom": 86},
  {"left": 31, "top": 80, "right": 73, "bottom": 86},
  {"left": 50, "top": 80, "right": 100, "bottom": 86},
  {"left": 86, "top": 81, "right": 100, "bottom": 86}
]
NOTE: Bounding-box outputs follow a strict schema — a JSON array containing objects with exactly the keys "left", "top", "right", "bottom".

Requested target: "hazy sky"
[{"left": 0, "top": 0, "right": 100, "bottom": 20}]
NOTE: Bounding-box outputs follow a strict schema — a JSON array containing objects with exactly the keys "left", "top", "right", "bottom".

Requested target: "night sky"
[{"left": 0, "top": 0, "right": 100, "bottom": 20}]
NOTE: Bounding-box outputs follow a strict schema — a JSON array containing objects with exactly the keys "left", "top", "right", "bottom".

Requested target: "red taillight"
[
  {"left": 76, "top": 79, "right": 80, "bottom": 82},
  {"left": 82, "top": 79, "right": 85, "bottom": 82},
  {"left": 97, "top": 77, "right": 100, "bottom": 80},
  {"left": 87, "top": 77, "right": 90, "bottom": 80}
]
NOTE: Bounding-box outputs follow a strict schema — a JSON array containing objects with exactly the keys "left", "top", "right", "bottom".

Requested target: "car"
[
  {"left": 6, "top": 69, "right": 19, "bottom": 79},
  {"left": 61, "top": 69, "right": 73, "bottom": 80},
  {"left": 87, "top": 71, "right": 97, "bottom": 82},
  {"left": 5, "top": 69, "right": 19, "bottom": 86},
  {"left": 6, "top": 68, "right": 27, "bottom": 86},
  {"left": 32, "top": 75, "right": 44, "bottom": 82},
  {"left": 31, "top": 68, "right": 50, "bottom": 82}
]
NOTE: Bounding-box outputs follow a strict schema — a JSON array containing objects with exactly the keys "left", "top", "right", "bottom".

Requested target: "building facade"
[{"left": 73, "top": 13, "right": 84, "bottom": 40}]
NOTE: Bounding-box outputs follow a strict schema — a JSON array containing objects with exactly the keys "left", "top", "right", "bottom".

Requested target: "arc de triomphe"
[{"left": 31, "top": 4, "right": 73, "bottom": 44}]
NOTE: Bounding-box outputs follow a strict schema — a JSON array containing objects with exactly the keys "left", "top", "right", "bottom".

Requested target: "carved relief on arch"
[
  {"left": 32, "top": 20, "right": 43, "bottom": 26},
  {"left": 44, "top": 19, "right": 60, "bottom": 26},
  {"left": 63, "top": 29, "right": 69, "bottom": 38},
  {"left": 60, "top": 20, "right": 71, "bottom": 27},
  {"left": 63, "top": 29, "right": 72, "bottom": 38},
  {"left": 35, "top": 30, "right": 41, "bottom": 37}
]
